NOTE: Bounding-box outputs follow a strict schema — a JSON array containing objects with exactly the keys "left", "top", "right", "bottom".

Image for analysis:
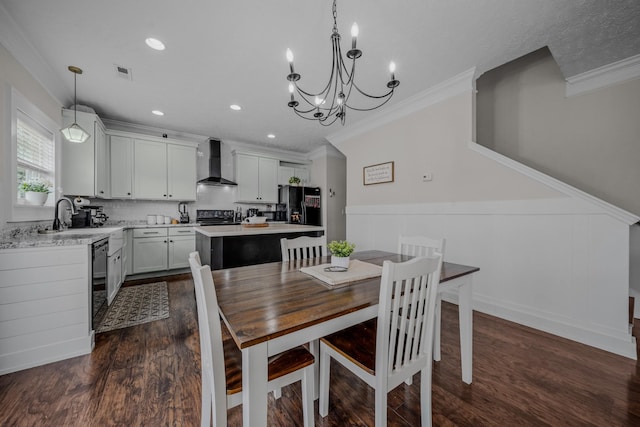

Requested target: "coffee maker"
[{"left": 178, "top": 202, "right": 190, "bottom": 223}]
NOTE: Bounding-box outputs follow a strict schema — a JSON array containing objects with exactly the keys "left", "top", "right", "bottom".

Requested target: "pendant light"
[{"left": 60, "top": 66, "right": 90, "bottom": 143}]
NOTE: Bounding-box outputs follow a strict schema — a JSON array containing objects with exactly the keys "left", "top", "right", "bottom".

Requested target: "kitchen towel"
[{"left": 300, "top": 260, "right": 382, "bottom": 289}]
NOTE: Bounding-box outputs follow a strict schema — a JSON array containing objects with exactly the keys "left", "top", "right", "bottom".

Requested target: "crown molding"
[
  {"left": 468, "top": 141, "right": 639, "bottom": 224},
  {"left": 327, "top": 67, "right": 477, "bottom": 148},
  {"left": 565, "top": 54, "right": 640, "bottom": 97},
  {"left": 0, "top": 3, "right": 67, "bottom": 106}
]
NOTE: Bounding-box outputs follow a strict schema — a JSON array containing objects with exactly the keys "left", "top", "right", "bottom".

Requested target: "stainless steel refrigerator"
[{"left": 279, "top": 186, "right": 321, "bottom": 225}]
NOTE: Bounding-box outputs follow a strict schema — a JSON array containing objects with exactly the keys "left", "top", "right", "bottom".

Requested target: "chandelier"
[{"left": 285, "top": 0, "right": 399, "bottom": 126}]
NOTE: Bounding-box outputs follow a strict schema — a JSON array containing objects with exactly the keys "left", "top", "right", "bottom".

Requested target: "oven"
[
  {"left": 91, "top": 238, "right": 109, "bottom": 330},
  {"left": 196, "top": 209, "right": 240, "bottom": 226}
]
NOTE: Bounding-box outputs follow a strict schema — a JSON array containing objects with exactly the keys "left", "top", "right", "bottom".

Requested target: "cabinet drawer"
[
  {"left": 169, "top": 227, "right": 194, "bottom": 236},
  {"left": 133, "top": 228, "right": 168, "bottom": 238}
]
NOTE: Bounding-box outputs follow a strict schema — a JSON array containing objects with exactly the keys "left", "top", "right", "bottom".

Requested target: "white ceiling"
[{"left": 2, "top": 0, "right": 639, "bottom": 153}]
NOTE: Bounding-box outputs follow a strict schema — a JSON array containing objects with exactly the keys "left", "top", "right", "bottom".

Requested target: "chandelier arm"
[
  {"left": 345, "top": 92, "right": 395, "bottom": 111},
  {"left": 350, "top": 81, "right": 396, "bottom": 99}
]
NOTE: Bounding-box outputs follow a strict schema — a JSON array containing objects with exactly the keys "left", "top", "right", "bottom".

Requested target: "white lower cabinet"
[
  {"left": 107, "top": 249, "right": 122, "bottom": 305},
  {"left": 132, "top": 227, "right": 195, "bottom": 274},
  {"left": 0, "top": 245, "right": 92, "bottom": 375}
]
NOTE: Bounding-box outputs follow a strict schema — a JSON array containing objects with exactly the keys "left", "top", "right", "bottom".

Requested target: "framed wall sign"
[{"left": 363, "top": 161, "right": 394, "bottom": 185}]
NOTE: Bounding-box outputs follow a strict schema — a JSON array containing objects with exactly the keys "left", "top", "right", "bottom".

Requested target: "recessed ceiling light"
[
  {"left": 230, "top": 104, "right": 241, "bottom": 111},
  {"left": 152, "top": 110, "right": 164, "bottom": 116},
  {"left": 267, "top": 134, "right": 275, "bottom": 139},
  {"left": 145, "top": 38, "right": 165, "bottom": 51}
]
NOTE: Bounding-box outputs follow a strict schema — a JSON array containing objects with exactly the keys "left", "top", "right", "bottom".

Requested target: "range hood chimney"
[{"left": 197, "top": 139, "right": 237, "bottom": 186}]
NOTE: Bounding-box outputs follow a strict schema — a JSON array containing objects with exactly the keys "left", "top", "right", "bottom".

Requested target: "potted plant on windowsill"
[
  {"left": 19, "top": 179, "right": 52, "bottom": 205},
  {"left": 327, "top": 240, "right": 356, "bottom": 270},
  {"left": 288, "top": 176, "right": 301, "bottom": 186}
]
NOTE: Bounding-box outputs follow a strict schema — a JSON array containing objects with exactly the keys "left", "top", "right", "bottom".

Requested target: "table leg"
[
  {"left": 458, "top": 278, "right": 473, "bottom": 384},
  {"left": 242, "top": 342, "right": 269, "bottom": 427}
]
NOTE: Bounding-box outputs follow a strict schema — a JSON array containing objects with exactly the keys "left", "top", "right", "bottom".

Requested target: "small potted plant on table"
[
  {"left": 19, "top": 179, "right": 52, "bottom": 205},
  {"left": 327, "top": 240, "right": 356, "bottom": 270}
]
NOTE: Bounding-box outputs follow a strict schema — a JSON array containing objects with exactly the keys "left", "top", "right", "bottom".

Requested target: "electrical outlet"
[{"left": 422, "top": 172, "right": 433, "bottom": 182}]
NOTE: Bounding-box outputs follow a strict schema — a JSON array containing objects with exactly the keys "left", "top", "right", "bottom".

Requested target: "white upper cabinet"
[
  {"left": 109, "top": 135, "right": 133, "bottom": 199},
  {"left": 61, "top": 109, "right": 109, "bottom": 198},
  {"left": 167, "top": 144, "right": 197, "bottom": 201},
  {"left": 234, "top": 153, "right": 278, "bottom": 203},
  {"left": 134, "top": 139, "right": 168, "bottom": 199},
  {"left": 278, "top": 164, "right": 310, "bottom": 186}
]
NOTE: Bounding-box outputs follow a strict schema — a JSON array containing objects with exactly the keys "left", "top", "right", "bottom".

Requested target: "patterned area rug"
[{"left": 96, "top": 282, "right": 170, "bottom": 333}]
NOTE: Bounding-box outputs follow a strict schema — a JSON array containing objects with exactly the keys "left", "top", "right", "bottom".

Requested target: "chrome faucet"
[{"left": 53, "top": 197, "right": 77, "bottom": 231}]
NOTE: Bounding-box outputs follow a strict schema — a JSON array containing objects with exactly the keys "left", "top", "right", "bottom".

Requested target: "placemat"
[{"left": 300, "top": 259, "right": 382, "bottom": 289}]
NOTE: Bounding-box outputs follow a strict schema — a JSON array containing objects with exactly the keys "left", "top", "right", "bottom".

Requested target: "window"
[
  {"left": 16, "top": 110, "right": 55, "bottom": 205},
  {"left": 9, "top": 87, "right": 60, "bottom": 221}
]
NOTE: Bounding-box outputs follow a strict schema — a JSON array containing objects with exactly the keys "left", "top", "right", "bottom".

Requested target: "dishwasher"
[{"left": 92, "top": 237, "right": 109, "bottom": 330}]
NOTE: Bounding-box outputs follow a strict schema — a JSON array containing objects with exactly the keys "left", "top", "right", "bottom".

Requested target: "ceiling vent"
[{"left": 114, "top": 64, "right": 133, "bottom": 81}]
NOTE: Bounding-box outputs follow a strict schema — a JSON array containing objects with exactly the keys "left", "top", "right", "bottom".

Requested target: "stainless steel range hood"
[{"left": 197, "top": 139, "right": 237, "bottom": 186}]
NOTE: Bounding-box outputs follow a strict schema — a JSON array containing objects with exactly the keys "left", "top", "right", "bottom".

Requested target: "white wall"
[
  {"left": 309, "top": 145, "right": 347, "bottom": 242},
  {"left": 477, "top": 48, "right": 640, "bottom": 216},
  {"left": 331, "top": 71, "right": 638, "bottom": 358},
  {"left": 0, "top": 42, "right": 62, "bottom": 230}
]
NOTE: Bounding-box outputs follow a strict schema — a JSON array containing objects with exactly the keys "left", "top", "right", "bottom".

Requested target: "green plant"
[
  {"left": 327, "top": 240, "right": 355, "bottom": 258},
  {"left": 19, "top": 179, "right": 52, "bottom": 193},
  {"left": 288, "top": 176, "right": 301, "bottom": 185}
]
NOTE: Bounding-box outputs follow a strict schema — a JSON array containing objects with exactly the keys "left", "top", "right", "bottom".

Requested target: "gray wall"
[{"left": 476, "top": 48, "right": 640, "bottom": 216}]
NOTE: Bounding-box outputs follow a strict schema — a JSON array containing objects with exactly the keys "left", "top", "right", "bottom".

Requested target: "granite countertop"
[
  {"left": 195, "top": 223, "right": 324, "bottom": 237},
  {"left": 0, "top": 222, "right": 199, "bottom": 250}
]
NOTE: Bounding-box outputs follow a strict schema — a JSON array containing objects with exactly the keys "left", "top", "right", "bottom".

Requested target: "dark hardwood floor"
[{"left": 1, "top": 275, "right": 639, "bottom": 426}]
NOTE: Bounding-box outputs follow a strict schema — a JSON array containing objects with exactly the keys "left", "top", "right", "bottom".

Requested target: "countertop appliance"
[
  {"left": 246, "top": 208, "right": 260, "bottom": 218},
  {"left": 196, "top": 209, "right": 240, "bottom": 225},
  {"left": 91, "top": 237, "right": 109, "bottom": 331},
  {"left": 279, "top": 186, "right": 322, "bottom": 226},
  {"left": 179, "top": 202, "right": 190, "bottom": 224},
  {"left": 259, "top": 210, "right": 287, "bottom": 222},
  {"left": 71, "top": 205, "right": 108, "bottom": 228}
]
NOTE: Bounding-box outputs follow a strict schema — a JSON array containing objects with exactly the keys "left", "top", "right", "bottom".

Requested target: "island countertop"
[{"left": 195, "top": 223, "right": 324, "bottom": 238}]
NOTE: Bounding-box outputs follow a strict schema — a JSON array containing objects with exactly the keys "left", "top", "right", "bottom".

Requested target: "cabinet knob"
[
  {"left": 170, "top": 239, "right": 173, "bottom": 243},
  {"left": 164, "top": 240, "right": 167, "bottom": 243},
  {"left": 100, "top": 191, "right": 104, "bottom": 194},
  {"left": 127, "top": 192, "right": 131, "bottom": 195},
  {"left": 163, "top": 194, "right": 167, "bottom": 197},
  {"left": 169, "top": 194, "right": 173, "bottom": 198}
]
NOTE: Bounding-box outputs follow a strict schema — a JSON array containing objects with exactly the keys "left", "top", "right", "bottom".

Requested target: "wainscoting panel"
[{"left": 346, "top": 198, "right": 637, "bottom": 358}]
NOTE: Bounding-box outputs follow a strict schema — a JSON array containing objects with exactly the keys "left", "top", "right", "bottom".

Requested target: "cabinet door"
[
  {"left": 94, "top": 122, "right": 110, "bottom": 198},
  {"left": 168, "top": 235, "right": 195, "bottom": 269},
  {"left": 258, "top": 157, "right": 278, "bottom": 203},
  {"left": 110, "top": 136, "right": 134, "bottom": 198},
  {"left": 235, "top": 154, "right": 260, "bottom": 202},
  {"left": 107, "top": 250, "right": 122, "bottom": 305},
  {"left": 134, "top": 139, "right": 168, "bottom": 199},
  {"left": 133, "top": 236, "right": 168, "bottom": 274},
  {"left": 295, "top": 167, "right": 310, "bottom": 185},
  {"left": 278, "top": 166, "right": 295, "bottom": 186},
  {"left": 167, "top": 144, "right": 196, "bottom": 201},
  {"left": 61, "top": 110, "right": 96, "bottom": 196}
]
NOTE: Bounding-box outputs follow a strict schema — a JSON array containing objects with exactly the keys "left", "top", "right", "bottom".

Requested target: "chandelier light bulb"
[
  {"left": 288, "top": 83, "right": 295, "bottom": 94},
  {"left": 351, "top": 23, "right": 359, "bottom": 49},
  {"left": 389, "top": 61, "right": 396, "bottom": 73},
  {"left": 315, "top": 96, "right": 323, "bottom": 106},
  {"left": 286, "top": 48, "right": 294, "bottom": 63}
]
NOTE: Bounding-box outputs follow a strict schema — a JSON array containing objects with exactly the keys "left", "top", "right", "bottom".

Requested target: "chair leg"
[
  {"left": 301, "top": 365, "right": 314, "bottom": 427},
  {"left": 272, "top": 388, "right": 282, "bottom": 399},
  {"left": 420, "top": 366, "right": 433, "bottom": 427},
  {"left": 201, "top": 378, "right": 212, "bottom": 427},
  {"left": 374, "top": 387, "right": 388, "bottom": 427},
  {"left": 433, "top": 296, "right": 442, "bottom": 362},
  {"left": 405, "top": 374, "right": 413, "bottom": 386},
  {"left": 319, "top": 343, "right": 331, "bottom": 417},
  {"left": 309, "top": 338, "right": 320, "bottom": 400}
]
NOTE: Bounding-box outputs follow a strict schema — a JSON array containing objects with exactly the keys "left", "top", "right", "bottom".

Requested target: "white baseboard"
[{"left": 0, "top": 335, "right": 92, "bottom": 375}]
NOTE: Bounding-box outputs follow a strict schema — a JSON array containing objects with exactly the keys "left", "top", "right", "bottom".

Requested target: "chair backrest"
[
  {"left": 398, "top": 235, "right": 446, "bottom": 258},
  {"left": 189, "top": 252, "right": 228, "bottom": 426},
  {"left": 280, "top": 235, "right": 327, "bottom": 261},
  {"left": 375, "top": 254, "right": 443, "bottom": 387}
]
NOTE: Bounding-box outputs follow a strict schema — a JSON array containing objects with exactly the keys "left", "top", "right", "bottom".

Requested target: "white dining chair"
[
  {"left": 319, "top": 254, "right": 443, "bottom": 427},
  {"left": 280, "top": 235, "right": 327, "bottom": 261},
  {"left": 188, "top": 252, "right": 315, "bottom": 427},
  {"left": 280, "top": 235, "right": 327, "bottom": 399},
  {"left": 398, "top": 235, "right": 446, "bottom": 364}
]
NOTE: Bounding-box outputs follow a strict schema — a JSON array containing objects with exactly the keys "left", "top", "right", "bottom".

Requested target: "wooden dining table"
[{"left": 211, "top": 250, "right": 479, "bottom": 427}]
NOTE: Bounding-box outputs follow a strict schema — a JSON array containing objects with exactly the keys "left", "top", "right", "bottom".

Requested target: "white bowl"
[{"left": 245, "top": 216, "right": 267, "bottom": 224}]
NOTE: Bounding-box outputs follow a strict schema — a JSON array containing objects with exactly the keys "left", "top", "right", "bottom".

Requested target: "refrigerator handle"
[{"left": 301, "top": 201, "right": 306, "bottom": 224}]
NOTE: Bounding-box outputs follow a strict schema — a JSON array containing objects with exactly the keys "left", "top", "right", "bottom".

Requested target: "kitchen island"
[{"left": 195, "top": 223, "right": 324, "bottom": 269}]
